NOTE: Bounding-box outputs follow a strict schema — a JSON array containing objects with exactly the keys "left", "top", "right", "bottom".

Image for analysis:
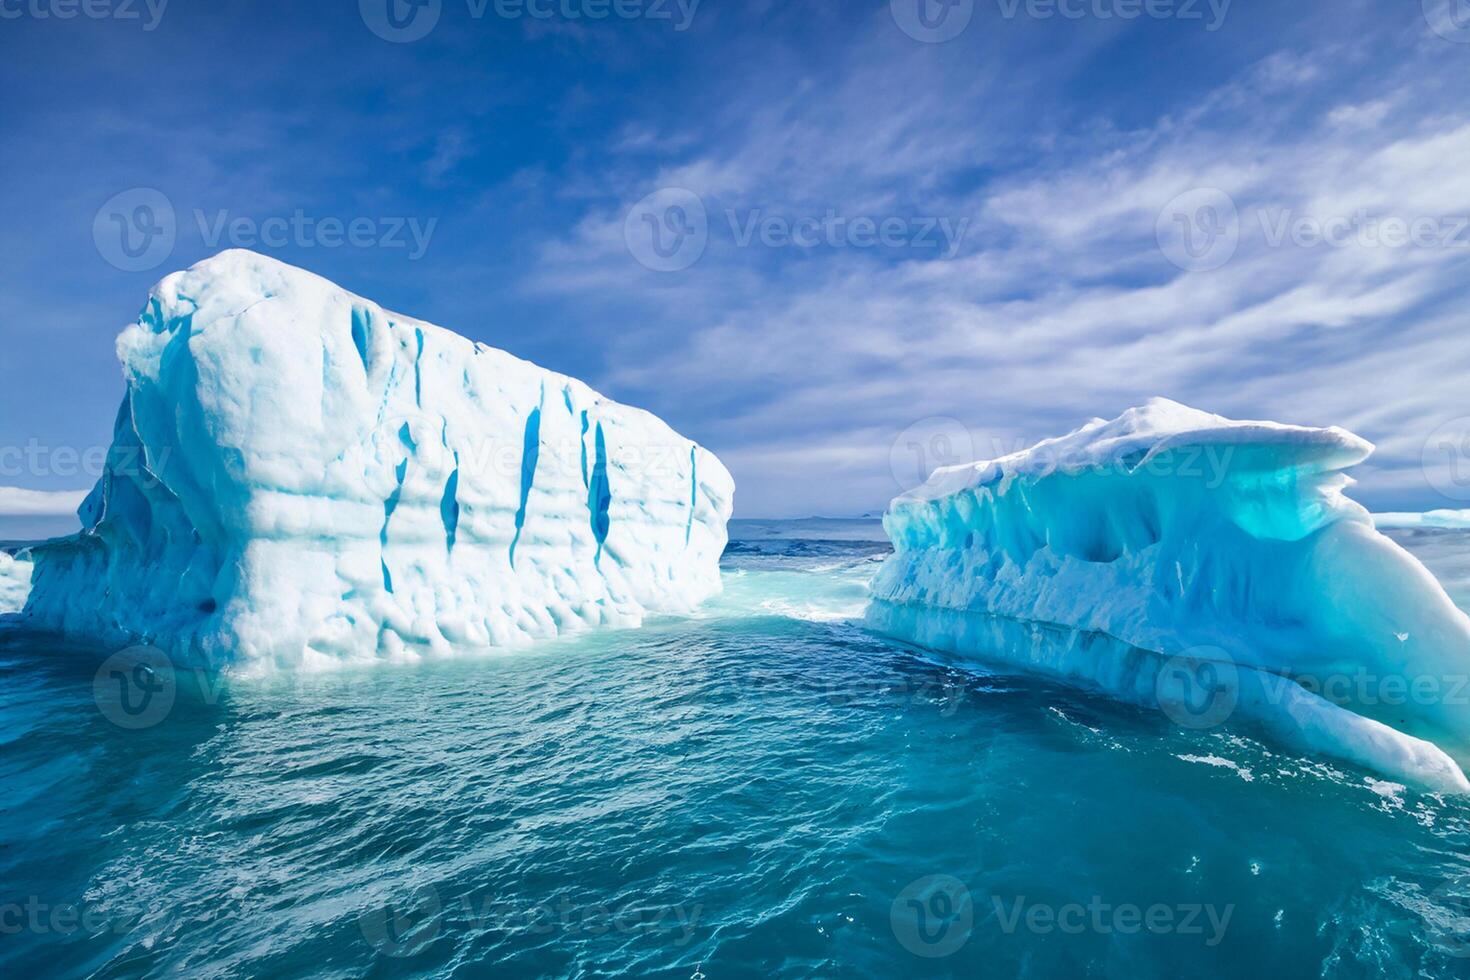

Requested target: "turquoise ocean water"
[{"left": 4, "top": 519, "right": 1470, "bottom": 977}]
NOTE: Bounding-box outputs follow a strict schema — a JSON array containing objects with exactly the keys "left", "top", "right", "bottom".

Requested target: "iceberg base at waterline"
[
  {"left": 1, "top": 251, "right": 734, "bottom": 674},
  {"left": 866, "top": 400, "right": 1470, "bottom": 792}
]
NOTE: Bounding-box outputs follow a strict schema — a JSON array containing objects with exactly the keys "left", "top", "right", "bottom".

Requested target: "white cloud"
[{"left": 0, "top": 487, "right": 88, "bottom": 517}]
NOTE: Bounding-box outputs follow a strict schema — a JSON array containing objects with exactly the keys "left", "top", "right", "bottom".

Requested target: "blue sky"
[{"left": 4, "top": 0, "right": 1470, "bottom": 521}]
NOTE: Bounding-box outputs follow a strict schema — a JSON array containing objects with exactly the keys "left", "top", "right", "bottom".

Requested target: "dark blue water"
[{"left": 4, "top": 520, "right": 1470, "bottom": 978}]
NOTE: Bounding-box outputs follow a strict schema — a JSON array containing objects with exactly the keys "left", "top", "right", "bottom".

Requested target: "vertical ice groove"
[
  {"left": 413, "top": 327, "right": 425, "bottom": 407},
  {"left": 588, "top": 422, "right": 611, "bottom": 566},
  {"left": 381, "top": 456, "right": 407, "bottom": 593},
  {"left": 685, "top": 446, "right": 697, "bottom": 547},
  {"left": 509, "top": 386, "right": 545, "bottom": 569},
  {"left": 579, "top": 410, "right": 590, "bottom": 488},
  {"left": 441, "top": 454, "right": 461, "bottom": 554},
  {"left": 350, "top": 306, "right": 371, "bottom": 375}
]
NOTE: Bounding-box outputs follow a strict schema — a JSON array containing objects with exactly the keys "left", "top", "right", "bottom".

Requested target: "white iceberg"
[
  {"left": 0, "top": 550, "right": 32, "bottom": 616},
  {"left": 6, "top": 250, "right": 734, "bottom": 673},
  {"left": 867, "top": 399, "right": 1470, "bottom": 791}
]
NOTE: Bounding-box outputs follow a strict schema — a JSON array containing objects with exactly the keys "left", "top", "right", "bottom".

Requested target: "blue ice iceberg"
[
  {"left": 5, "top": 251, "right": 733, "bottom": 673},
  {"left": 867, "top": 399, "right": 1470, "bottom": 791}
]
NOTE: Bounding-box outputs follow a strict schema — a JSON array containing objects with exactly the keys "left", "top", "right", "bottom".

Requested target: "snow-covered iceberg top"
[
  {"left": 6, "top": 250, "right": 733, "bottom": 672},
  {"left": 868, "top": 399, "right": 1470, "bottom": 791},
  {"left": 0, "top": 550, "right": 31, "bottom": 616}
]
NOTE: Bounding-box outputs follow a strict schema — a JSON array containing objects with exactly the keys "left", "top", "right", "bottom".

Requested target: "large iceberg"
[
  {"left": 5, "top": 251, "right": 733, "bottom": 672},
  {"left": 867, "top": 399, "right": 1470, "bottom": 791}
]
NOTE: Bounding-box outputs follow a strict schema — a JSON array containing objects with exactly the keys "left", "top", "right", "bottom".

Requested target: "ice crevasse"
[
  {"left": 3, "top": 250, "right": 734, "bottom": 673},
  {"left": 867, "top": 400, "right": 1470, "bottom": 792}
]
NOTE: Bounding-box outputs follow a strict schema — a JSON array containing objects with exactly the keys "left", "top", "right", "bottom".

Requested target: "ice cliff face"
[
  {"left": 867, "top": 399, "right": 1470, "bottom": 791},
  {"left": 7, "top": 250, "right": 733, "bottom": 672},
  {"left": 0, "top": 551, "right": 31, "bottom": 615}
]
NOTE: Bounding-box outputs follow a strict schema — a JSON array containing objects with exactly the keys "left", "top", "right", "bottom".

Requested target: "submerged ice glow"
[{"left": 867, "top": 399, "right": 1470, "bottom": 791}]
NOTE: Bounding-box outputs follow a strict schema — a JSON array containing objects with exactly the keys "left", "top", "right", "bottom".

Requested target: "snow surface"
[
  {"left": 868, "top": 399, "right": 1470, "bottom": 791},
  {"left": 0, "top": 551, "right": 32, "bottom": 615},
  {"left": 5, "top": 250, "right": 734, "bottom": 672}
]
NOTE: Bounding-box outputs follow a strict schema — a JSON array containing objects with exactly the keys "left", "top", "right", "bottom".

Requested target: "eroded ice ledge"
[
  {"left": 3, "top": 250, "right": 734, "bottom": 673},
  {"left": 867, "top": 399, "right": 1470, "bottom": 792}
]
